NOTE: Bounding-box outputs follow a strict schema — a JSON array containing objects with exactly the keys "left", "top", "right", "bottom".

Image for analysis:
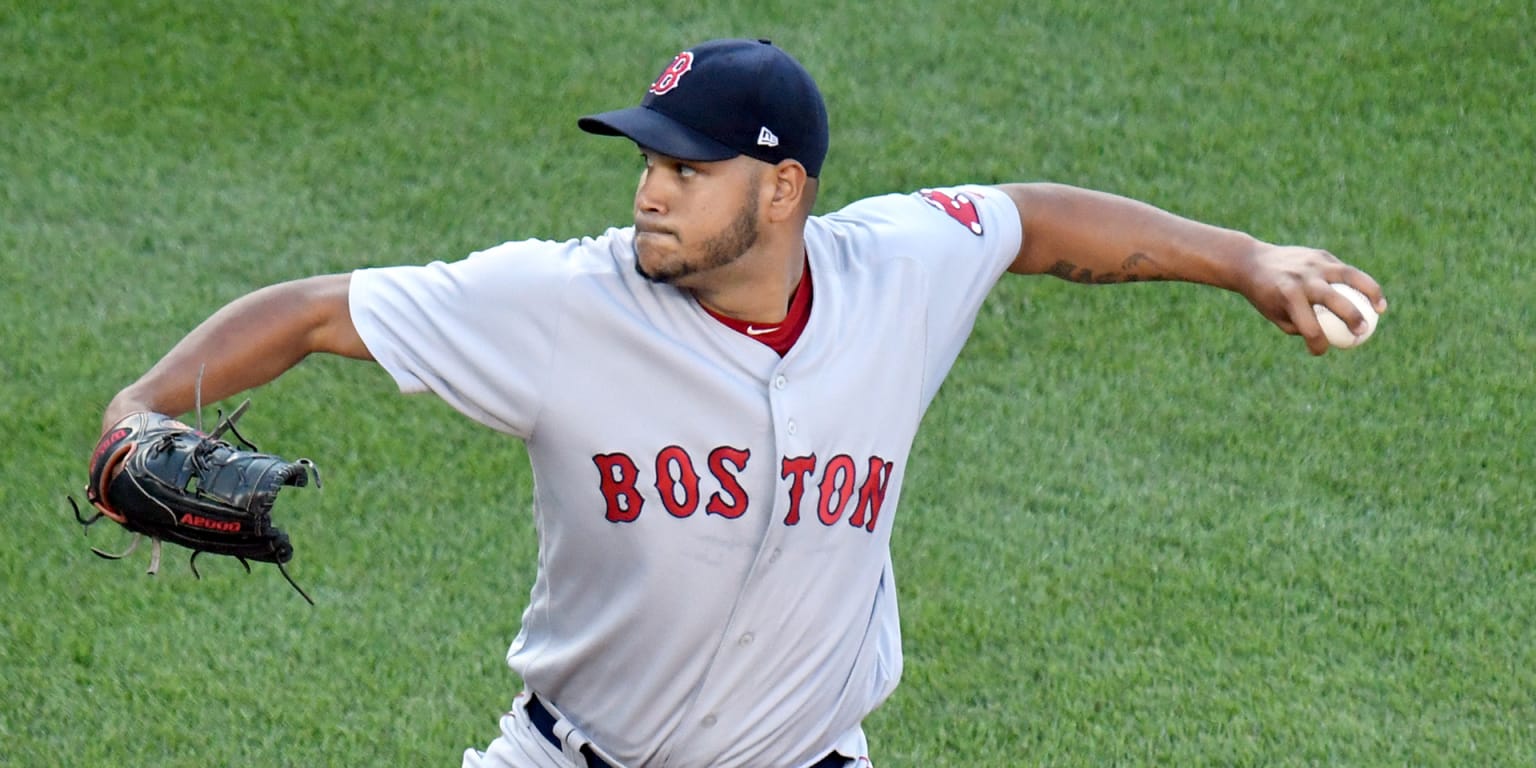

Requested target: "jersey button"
[
  {"left": 701, "top": 714, "right": 718, "bottom": 728},
  {"left": 738, "top": 632, "right": 755, "bottom": 647},
  {"left": 787, "top": 420, "right": 797, "bottom": 435},
  {"left": 774, "top": 375, "right": 787, "bottom": 390},
  {"left": 768, "top": 547, "right": 782, "bottom": 564}
]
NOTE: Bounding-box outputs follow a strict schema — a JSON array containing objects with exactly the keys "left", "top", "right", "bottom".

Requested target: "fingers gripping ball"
[
  {"left": 70, "top": 401, "right": 321, "bottom": 603},
  {"left": 1313, "top": 283, "right": 1379, "bottom": 349}
]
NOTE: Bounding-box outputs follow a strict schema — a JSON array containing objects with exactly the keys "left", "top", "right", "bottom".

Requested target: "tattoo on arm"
[{"left": 1047, "top": 253, "right": 1171, "bottom": 284}]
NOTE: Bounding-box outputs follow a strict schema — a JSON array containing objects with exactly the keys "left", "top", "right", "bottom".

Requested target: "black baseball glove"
[{"left": 71, "top": 401, "right": 321, "bottom": 603}]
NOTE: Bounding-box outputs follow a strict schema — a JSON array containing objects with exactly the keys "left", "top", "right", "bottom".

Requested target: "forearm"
[
  {"left": 998, "top": 182, "right": 1260, "bottom": 289},
  {"left": 104, "top": 274, "right": 369, "bottom": 430}
]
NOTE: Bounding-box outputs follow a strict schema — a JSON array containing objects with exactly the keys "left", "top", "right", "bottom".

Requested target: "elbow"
[{"left": 292, "top": 273, "right": 373, "bottom": 361}]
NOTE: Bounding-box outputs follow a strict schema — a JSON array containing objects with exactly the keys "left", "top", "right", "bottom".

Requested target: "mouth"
[
  {"left": 634, "top": 216, "right": 677, "bottom": 238},
  {"left": 635, "top": 230, "right": 680, "bottom": 259}
]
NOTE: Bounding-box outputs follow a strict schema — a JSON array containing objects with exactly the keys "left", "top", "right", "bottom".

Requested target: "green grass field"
[{"left": 6, "top": 1, "right": 1534, "bottom": 765}]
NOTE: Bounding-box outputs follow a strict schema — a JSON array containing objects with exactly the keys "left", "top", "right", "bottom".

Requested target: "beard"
[{"left": 633, "top": 193, "right": 760, "bottom": 285}]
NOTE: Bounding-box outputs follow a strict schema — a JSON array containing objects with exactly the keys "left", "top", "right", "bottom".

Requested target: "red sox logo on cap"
[{"left": 648, "top": 52, "right": 694, "bottom": 95}]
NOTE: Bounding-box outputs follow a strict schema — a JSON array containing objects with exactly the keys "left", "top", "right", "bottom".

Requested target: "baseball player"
[{"left": 99, "top": 38, "right": 1385, "bottom": 767}]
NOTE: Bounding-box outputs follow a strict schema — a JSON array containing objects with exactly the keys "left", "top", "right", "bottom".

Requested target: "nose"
[{"left": 635, "top": 167, "right": 668, "bottom": 215}]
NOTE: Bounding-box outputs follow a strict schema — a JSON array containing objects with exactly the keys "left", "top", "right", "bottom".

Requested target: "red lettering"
[
  {"left": 705, "top": 447, "right": 751, "bottom": 519},
  {"left": 654, "top": 445, "right": 700, "bottom": 518},
  {"left": 817, "top": 454, "right": 857, "bottom": 526},
  {"left": 595, "top": 448, "right": 889, "bottom": 531},
  {"left": 780, "top": 455, "right": 817, "bottom": 525},
  {"left": 91, "top": 427, "right": 131, "bottom": 466},
  {"left": 593, "top": 453, "right": 644, "bottom": 522},
  {"left": 848, "top": 456, "right": 895, "bottom": 532},
  {"left": 179, "top": 513, "right": 241, "bottom": 533}
]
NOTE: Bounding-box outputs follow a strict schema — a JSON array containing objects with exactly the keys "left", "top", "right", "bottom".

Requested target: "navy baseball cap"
[{"left": 579, "top": 38, "right": 829, "bottom": 177}]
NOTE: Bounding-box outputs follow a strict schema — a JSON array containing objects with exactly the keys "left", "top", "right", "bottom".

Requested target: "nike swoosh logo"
[{"left": 745, "top": 325, "right": 779, "bottom": 336}]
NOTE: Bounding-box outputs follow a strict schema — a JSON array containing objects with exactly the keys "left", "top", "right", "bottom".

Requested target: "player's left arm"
[{"left": 994, "top": 182, "right": 1387, "bottom": 356}]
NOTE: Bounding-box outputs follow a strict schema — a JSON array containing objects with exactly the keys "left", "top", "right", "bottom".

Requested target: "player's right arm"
[
  {"left": 102, "top": 274, "right": 369, "bottom": 431},
  {"left": 996, "top": 182, "right": 1386, "bottom": 355}
]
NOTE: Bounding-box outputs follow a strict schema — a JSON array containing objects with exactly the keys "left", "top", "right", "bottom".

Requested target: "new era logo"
[{"left": 756, "top": 127, "right": 779, "bottom": 147}]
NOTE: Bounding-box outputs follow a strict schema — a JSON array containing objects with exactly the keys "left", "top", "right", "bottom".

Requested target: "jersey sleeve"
[
  {"left": 832, "top": 185, "right": 1023, "bottom": 408},
  {"left": 349, "top": 238, "right": 579, "bottom": 439}
]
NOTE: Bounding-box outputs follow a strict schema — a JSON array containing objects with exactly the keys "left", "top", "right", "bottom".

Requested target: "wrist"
[
  {"left": 1217, "top": 232, "right": 1269, "bottom": 296},
  {"left": 102, "top": 391, "right": 160, "bottom": 435}
]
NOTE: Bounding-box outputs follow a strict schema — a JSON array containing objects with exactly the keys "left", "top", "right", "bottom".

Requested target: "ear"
[{"left": 763, "top": 160, "right": 809, "bottom": 224}]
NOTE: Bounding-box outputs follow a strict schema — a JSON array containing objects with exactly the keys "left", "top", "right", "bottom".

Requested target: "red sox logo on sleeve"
[
  {"left": 918, "top": 188, "right": 985, "bottom": 236},
  {"left": 592, "top": 447, "right": 896, "bottom": 533}
]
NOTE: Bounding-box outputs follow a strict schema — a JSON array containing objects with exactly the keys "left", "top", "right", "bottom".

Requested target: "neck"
[{"left": 689, "top": 235, "right": 806, "bottom": 324}]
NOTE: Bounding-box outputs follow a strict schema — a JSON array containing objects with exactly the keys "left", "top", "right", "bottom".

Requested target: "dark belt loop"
[{"left": 527, "top": 694, "right": 613, "bottom": 768}]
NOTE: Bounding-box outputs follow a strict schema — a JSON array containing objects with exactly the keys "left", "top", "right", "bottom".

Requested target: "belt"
[
  {"left": 525, "top": 695, "right": 849, "bottom": 768},
  {"left": 527, "top": 694, "right": 611, "bottom": 768}
]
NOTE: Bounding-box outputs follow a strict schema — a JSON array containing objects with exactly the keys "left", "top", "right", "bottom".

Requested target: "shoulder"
[
  {"left": 347, "top": 227, "right": 660, "bottom": 339},
  {"left": 807, "top": 186, "right": 1020, "bottom": 266},
  {"left": 355, "top": 227, "right": 638, "bottom": 294},
  {"left": 460, "top": 227, "right": 638, "bottom": 280}
]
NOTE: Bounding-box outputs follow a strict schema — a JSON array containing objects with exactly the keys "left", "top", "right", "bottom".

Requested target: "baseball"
[{"left": 1313, "top": 283, "right": 1378, "bottom": 349}]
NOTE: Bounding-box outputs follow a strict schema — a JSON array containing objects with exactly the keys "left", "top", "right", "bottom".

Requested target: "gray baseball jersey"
[{"left": 349, "top": 184, "right": 1022, "bottom": 768}]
